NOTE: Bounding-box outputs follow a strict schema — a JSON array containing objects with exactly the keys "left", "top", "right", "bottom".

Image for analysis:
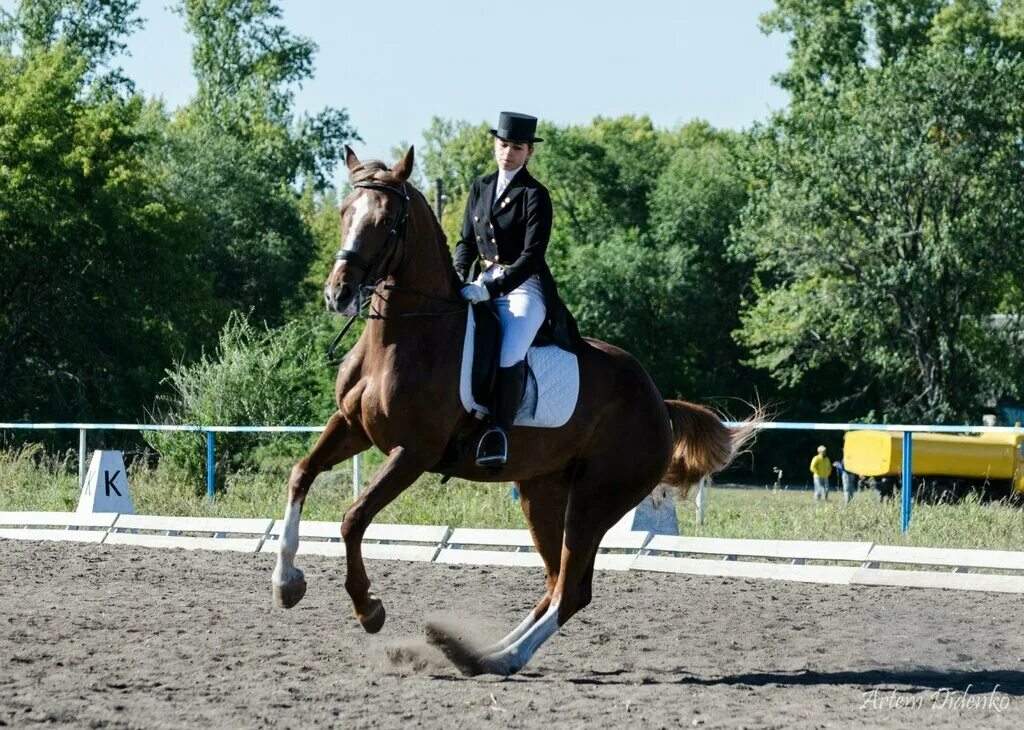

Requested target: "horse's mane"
[{"left": 348, "top": 160, "right": 457, "bottom": 277}]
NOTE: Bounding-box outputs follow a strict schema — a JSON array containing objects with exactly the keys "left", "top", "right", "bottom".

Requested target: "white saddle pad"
[{"left": 460, "top": 307, "right": 579, "bottom": 428}]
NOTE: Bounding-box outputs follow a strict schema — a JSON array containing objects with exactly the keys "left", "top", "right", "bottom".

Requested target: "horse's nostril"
[{"left": 339, "top": 284, "right": 352, "bottom": 302}]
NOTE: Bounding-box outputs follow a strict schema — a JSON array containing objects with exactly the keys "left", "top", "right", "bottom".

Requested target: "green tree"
[
  {"left": 163, "top": 0, "right": 359, "bottom": 324},
  {"left": 418, "top": 116, "right": 493, "bottom": 244},
  {"left": 760, "top": 0, "right": 868, "bottom": 99},
  {"left": 530, "top": 122, "right": 631, "bottom": 263},
  {"left": 0, "top": 35, "right": 216, "bottom": 421},
  {"left": 557, "top": 230, "right": 703, "bottom": 397},
  {"left": 1, "top": 0, "right": 141, "bottom": 82},
  {"left": 150, "top": 116, "right": 314, "bottom": 323},
  {"left": 585, "top": 115, "right": 669, "bottom": 231},
  {"left": 647, "top": 122, "right": 754, "bottom": 398},
  {"left": 733, "top": 47, "right": 1024, "bottom": 420},
  {"left": 181, "top": 0, "right": 353, "bottom": 189},
  {"left": 762, "top": 0, "right": 1024, "bottom": 104}
]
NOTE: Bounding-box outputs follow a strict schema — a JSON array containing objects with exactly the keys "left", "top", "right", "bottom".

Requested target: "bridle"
[
  {"left": 334, "top": 181, "right": 411, "bottom": 298},
  {"left": 326, "top": 180, "right": 465, "bottom": 363}
]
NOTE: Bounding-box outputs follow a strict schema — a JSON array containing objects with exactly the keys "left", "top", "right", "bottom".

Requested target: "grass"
[
  {"left": 0, "top": 443, "right": 527, "bottom": 529},
  {"left": 2, "top": 444, "right": 1022, "bottom": 550},
  {"left": 678, "top": 485, "right": 1024, "bottom": 551}
]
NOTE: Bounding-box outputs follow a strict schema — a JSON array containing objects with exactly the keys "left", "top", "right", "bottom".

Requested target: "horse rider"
[{"left": 455, "top": 111, "right": 581, "bottom": 467}]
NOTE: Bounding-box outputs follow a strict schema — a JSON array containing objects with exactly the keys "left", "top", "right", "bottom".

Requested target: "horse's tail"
[{"left": 662, "top": 400, "right": 762, "bottom": 497}]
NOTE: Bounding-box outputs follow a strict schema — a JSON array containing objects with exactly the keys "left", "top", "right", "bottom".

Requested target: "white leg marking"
[
  {"left": 272, "top": 500, "right": 303, "bottom": 586},
  {"left": 482, "top": 610, "right": 538, "bottom": 655},
  {"left": 483, "top": 601, "right": 561, "bottom": 675}
]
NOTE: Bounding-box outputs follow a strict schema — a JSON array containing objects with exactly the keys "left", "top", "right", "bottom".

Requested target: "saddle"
[
  {"left": 464, "top": 303, "right": 578, "bottom": 426},
  {"left": 433, "top": 302, "right": 580, "bottom": 478},
  {"left": 469, "top": 302, "right": 548, "bottom": 416}
]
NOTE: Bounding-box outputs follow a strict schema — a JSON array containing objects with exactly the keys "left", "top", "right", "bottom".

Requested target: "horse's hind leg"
[
  {"left": 273, "top": 411, "right": 370, "bottom": 608},
  {"left": 481, "top": 476, "right": 567, "bottom": 654},
  {"left": 342, "top": 446, "right": 430, "bottom": 633},
  {"left": 488, "top": 491, "right": 605, "bottom": 674},
  {"left": 429, "top": 488, "right": 604, "bottom": 677}
]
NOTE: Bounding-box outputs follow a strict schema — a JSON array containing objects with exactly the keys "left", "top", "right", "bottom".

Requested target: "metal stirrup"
[{"left": 476, "top": 427, "right": 509, "bottom": 466}]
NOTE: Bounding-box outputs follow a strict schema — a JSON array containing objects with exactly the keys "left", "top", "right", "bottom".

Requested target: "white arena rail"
[
  {"left": 437, "top": 528, "right": 543, "bottom": 568},
  {"left": 436, "top": 528, "right": 651, "bottom": 570},
  {"left": 850, "top": 544, "right": 1024, "bottom": 593},
  {"left": 106, "top": 514, "right": 273, "bottom": 552},
  {"left": 634, "top": 536, "right": 875, "bottom": 585},
  {"left": 640, "top": 536, "right": 874, "bottom": 563},
  {"left": 259, "top": 520, "right": 449, "bottom": 562},
  {"left": 1, "top": 512, "right": 1023, "bottom": 593},
  {"left": 0, "top": 511, "right": 116, "bottom": 543}
]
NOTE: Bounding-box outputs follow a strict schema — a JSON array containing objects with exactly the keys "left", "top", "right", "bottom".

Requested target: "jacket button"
[
  {"left": 488, "top": 222, "right": 493, "bottom": 228},
  {"left": 474, "top": 215, "right": 479, "bottom": 222},
  {"left": 490, "top": 238, "right": 495, "bottom": 243},
  {"left": 477, "top": 235, "right": 482, "bottom": 241}
]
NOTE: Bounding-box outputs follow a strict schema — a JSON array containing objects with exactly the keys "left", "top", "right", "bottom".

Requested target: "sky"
[{"left": 5, "top": 1, "right": 792, "bottom": 171}]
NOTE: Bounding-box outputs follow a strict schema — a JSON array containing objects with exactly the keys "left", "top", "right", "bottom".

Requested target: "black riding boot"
[{"left": 476, "top": 361, "right": 527, "bottom": 467}]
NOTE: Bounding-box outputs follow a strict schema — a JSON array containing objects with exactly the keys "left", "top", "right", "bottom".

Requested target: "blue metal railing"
[
  {"left": 902, "top": 431, "right": 913, "bottom": 534},
  {"left": 3, "top": 421, "right": 1023, "bottom": 527}
]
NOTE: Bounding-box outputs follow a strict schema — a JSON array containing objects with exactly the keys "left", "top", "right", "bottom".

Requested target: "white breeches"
[{"left": 477, "top": 265, "right": 546, "bottom": 367}]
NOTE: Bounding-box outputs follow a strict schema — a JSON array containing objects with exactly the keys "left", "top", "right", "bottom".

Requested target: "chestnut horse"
[{"left": 272, "top": 146, "right": 754, "bottom": 676}]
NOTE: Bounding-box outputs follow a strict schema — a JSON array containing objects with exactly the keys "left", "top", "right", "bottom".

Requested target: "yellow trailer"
[{"left": 843, "top": 430, "right": 1024, "bottom": 499}]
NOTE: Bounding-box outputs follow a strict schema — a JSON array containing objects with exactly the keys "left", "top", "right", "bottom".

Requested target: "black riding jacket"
[{"left": 454, "top": 168, "right": 582, "bottom": 351}]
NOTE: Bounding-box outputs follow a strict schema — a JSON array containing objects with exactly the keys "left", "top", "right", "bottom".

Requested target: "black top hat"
[{"left": 489, "top": 111, "right": 543, "bottom": 143}]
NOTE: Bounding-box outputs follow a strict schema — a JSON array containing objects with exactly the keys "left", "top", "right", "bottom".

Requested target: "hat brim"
[{"left": 489, "top": 129, "right": 543, "bottom": 143}]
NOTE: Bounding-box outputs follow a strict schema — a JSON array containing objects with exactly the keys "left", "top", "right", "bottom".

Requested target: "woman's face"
[{"left": 493, "top": 137, "right": 531, "bottom": 171}]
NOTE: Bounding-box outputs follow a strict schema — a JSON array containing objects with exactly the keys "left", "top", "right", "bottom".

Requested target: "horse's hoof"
[
  {"left": 272, "top": 572, "right": 307, "bottom": 609},
  {"left": 358, "top": 596, "right": 386, "bottom": 634},
  {"left": 424, "top": 622, "right": 488, "bottom": 677}
]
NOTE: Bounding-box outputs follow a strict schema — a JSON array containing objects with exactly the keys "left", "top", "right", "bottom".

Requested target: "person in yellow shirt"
[{"left": 810, "top": 445, "right": 832, "bottom": 501}]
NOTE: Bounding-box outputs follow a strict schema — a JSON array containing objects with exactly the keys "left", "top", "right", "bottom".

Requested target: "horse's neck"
[
  {"left": 379, "top": 268, "right": 454, "bottom": 316},
  {"left": 363, "top": 279, "right": 465, "bottom": 386},
  {"left": 365, "top": 224, "right": 463, "bottom": 351}
]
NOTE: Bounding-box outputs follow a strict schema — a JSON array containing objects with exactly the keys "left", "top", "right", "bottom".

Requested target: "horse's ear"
[
  {"left": 345, "top": 145, "right": 360, "bottom": 173},
  {"left": 392, "top": 145, "right": 414, "bottom": 181}
]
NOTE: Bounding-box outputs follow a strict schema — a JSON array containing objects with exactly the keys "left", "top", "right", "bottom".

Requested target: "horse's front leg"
[
  {"left": 273, "top": 411, "right": 369, "bottom": 608},
  {"left": 341, "top": 445, "right": 428, "bottom": 633}
]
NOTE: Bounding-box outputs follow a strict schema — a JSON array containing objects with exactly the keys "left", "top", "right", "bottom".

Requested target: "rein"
[{"left": 327, "top": 180, "right": 466, "bottom": 364}]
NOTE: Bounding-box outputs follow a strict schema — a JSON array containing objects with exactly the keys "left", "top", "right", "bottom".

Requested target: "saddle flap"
[
  {"left": 471, "top": 302, "right": 500, "bottom": 407},
  {"left": 460, "top": 307, "right": 579, "bottom": 429}
]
